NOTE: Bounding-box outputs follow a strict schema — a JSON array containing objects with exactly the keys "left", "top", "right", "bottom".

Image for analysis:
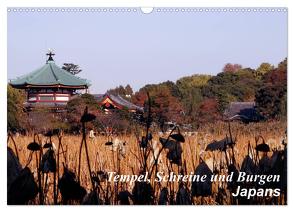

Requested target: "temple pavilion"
[
  {"left": 9, "top": 51, "right": 90, "bottom": 110},
  {"left": 93, "top": 93, "right": 143, "bottom": 114}
]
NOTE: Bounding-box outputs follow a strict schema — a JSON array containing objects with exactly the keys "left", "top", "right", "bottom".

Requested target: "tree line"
[
  {"left": 111, "top": 58, "right": 287, "bottom": 127},
  {"left": 7, "top": 58, "right": 287, "bottom": 132}
]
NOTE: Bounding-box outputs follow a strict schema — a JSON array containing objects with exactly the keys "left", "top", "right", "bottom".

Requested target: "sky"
[{"left": 7, "top": 8, "right": 287, "bottom": 94}]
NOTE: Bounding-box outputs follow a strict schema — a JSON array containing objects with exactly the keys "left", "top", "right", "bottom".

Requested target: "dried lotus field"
[{"left": 7, "top": 121, "right": 287, "bottom": 205}]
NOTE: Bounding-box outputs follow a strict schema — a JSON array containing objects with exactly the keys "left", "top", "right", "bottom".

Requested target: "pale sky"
[{"left": 8, "top": 8, "right": 287, "bottom": 93}]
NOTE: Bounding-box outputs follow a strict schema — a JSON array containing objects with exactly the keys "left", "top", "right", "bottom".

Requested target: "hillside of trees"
[
  {"left": 112, "top": 58, "right": 287, "bottom": 127},
  {"left": 7, "top": 58, "right": 287, "bottom": 132}
]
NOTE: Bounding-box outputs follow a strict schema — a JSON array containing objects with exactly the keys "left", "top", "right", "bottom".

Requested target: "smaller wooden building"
[
  {"left": 93, "top": 93, "right": 143, "bottom": 114},
  {"left": 224, "top": 102, "right": 263, "bottom": 122}
]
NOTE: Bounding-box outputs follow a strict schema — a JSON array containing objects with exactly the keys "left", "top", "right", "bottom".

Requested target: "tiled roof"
[
  {"left": 224, "top": 102, "right": 262, "bottom": 121},
  {"left": 93, "top": 93, "right": 143, "bottom": 111},
  {"left": 10, "top": 60, "right": 90, "bottom": 88}
]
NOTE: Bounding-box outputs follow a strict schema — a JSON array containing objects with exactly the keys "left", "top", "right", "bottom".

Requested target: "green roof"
[{"left": 10, "top": 60, "right": 90, "bottom": 88}]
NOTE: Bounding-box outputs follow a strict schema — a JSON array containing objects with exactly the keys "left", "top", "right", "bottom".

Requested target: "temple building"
[
  {"left": 9, "top": 51, "right": 90, "bottom": 111},
  {"left": 224, "top": 102, "right": 263, "bottom": 123},
  {"left": 93, "top": 93, "right": 143, "bottom": 114}
]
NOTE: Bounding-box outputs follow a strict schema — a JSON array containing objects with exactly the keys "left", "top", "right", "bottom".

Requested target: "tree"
[
  {"left": 255, "top": 63, "right": 274, "bottom": 80},
  {"left": 197, "top": 98, "right": 221, "bottom": 124},
  {"left": 263, "top": 65, "right": 287, "bottom": 85},
  {"left": 125, "top": 84, "right": 133, "bottom": 96},
  {"left": 66, "top": 94, "right": 101, "bottom": 131},
  {"left": 255, "top": 58, "right": 287, "bottom": 120},
  {"left": 133, "top": 82, "right": 184, "bottom": 126},
  {"left": 62, "top": 63, "right": 82, "bottom": 75},
  {"left": 202, "top": 69, "right": 260, "bottom": 112},
  {"left": 222, "top": 63, "right": 242, "bottom": 73},
  {"left": 66, "top": 93, "right": 138, "bottom": 133},
  {"left": 176, "top": 74, "right": 211, "bottom": 123},
  {"left": 94, "top": 108, "right": 136, "bottom": 134},
  {"left": 278, "top": 57, "right": 287, "bottom": 70},
  {"left": 255, "top": 85, "right": 286, "bottom": 120},
  {"left": 177, "top": 74, "right": 211, "bottom": 88},
  {"left": 138, "top": 81, "right": 181, "bottom": 99},
  {"left": 26, "top": 107, "right": 69, "bottom": 132},
  {"left": 132, "top": 90, "right": 148, "bottom": 107},
  {"left": 151, "top": 86, "right": 184, "bottom": 125},
  {"left": 107, "top": 84, "right": 134, "bottom": 98},
  {"left": 7, "top": 85, "right": 27, "bottom": 131},
  {"left": 159, "top": 81, "right": 181, "bottom": 98}
]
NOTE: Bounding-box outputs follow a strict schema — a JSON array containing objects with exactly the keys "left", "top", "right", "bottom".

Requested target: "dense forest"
[
  {"left": 7, "top": 58, "right": 287, "bottom": 133},
  {"left": 107, "top": 58, "right": 287, "bottom": 126}
]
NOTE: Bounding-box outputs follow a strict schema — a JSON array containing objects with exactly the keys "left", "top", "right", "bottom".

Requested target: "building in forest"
[
  {"left": 9, "top": 51, "right": 90, "bottom": 111},
  {"left": 224, "top": 102, "right": 263, "bottom": 123},
  {"left": 93, "top": 93, "right": 143, "bottom": 114}
]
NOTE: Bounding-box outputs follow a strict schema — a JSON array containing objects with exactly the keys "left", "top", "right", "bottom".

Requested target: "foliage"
[
  {"left": 197, "top": 98, "right": 222, "bottom": 124},
  {"left": 26, "top": 107, "right": 70, "bottom": 132},
  {"left": 176, "top": 75, "right": 211, "bottom": 124},
  {"left": 202, "top": 69, "right": 260, "bottom": 112},
  {"left": 278, "top": 57, "right": 287, "bottom": 70},
  {"left": 66, "top": 94, "right": 101, "bottom": 131},
  {"left": 176, "top": 74, "right": 211, "bottom": 89},
  {"left": 222, "top": 63, "right": 242, "bottom": 73},
  {"left": 255, "top": 85, "right": 286, "bottom": 120},
  {"left": 7, "top": 58, "right": 287, "bottom": 133},
  {"left": 255, "top": 58, "right": 287, "bottom": 120},
  {"left": 94, "top": 109, "right": 136, "bottom": 134},
  {"left": 131, "top": 91, "right": 148, "bottom": 107},
  {"left": 151, "top": 86, "right": 184, "bottom": 125},
  {"left": 7, "top": 85, "right": 27, "bottom": 131},
  {"left": 66, "top": 93, "right": 137, "bottom": 134},
  {"left": 62, "top": 63, "right": 82, "bottom": 75},
  {"left": 254, "top": 63, "right": 274, "bottom": 80},
  {"left": 131, "top": 57, "right": 286, "bottom": 126},
  {"left": 139, "top": 81, "right": 181, "bottom": 99},
  {"left": 133, "top": 81, "right": 184, "bottom": 127},
  {"left": 107, "top": 84, "right": 134, "bottom": 100}
]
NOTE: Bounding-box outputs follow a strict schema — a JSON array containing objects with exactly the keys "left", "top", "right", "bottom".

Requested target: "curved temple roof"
[
  {"left": 224, "top": 102, "right": 263, "bottom": 121},
  {"left": 94, "top": 93, "right": 144, "bottom": 112},
  {"left": 10, "top": 60, "right": 90, "bottom": 89}
]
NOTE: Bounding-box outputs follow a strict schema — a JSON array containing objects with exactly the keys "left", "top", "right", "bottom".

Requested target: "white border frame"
[{"left": 1, "top": 0, "right": 292, "bottom": 211}]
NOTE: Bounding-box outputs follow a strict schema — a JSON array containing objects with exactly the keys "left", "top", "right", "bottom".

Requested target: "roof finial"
[{"left": 46, "top": 48, "right": 55, "bottom": 62}]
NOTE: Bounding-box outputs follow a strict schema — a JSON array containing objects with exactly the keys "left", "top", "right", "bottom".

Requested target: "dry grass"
[{"left": 8, "top": 120, "right": 287, "bottom": 205}]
